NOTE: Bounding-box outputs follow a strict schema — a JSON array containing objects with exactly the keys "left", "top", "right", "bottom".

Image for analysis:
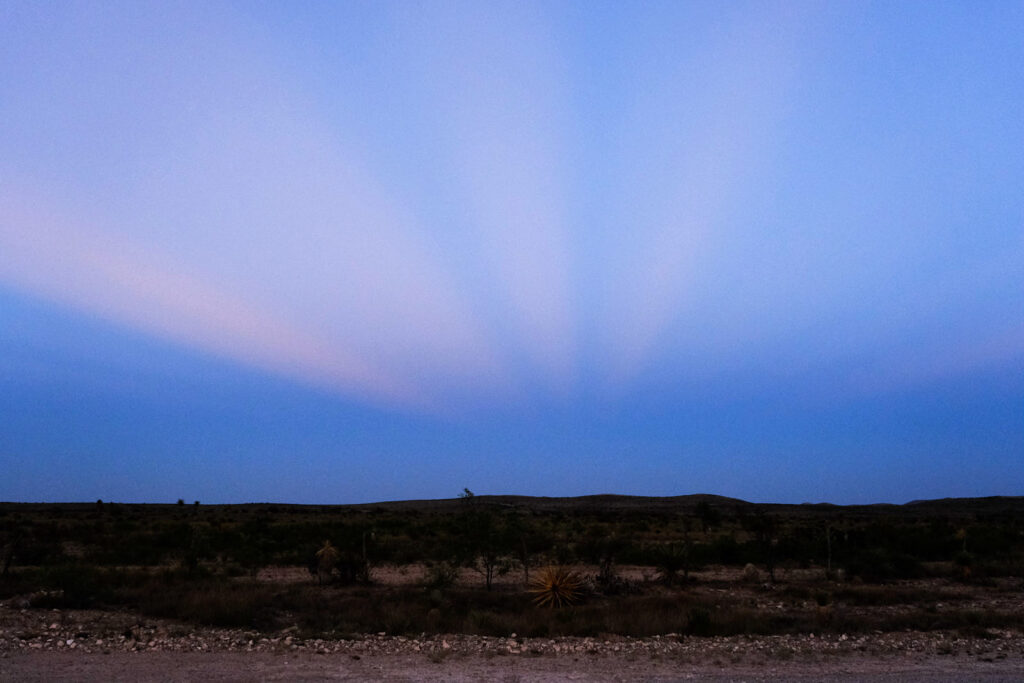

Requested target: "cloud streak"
[
  {"left": 0, "top": 189, "right": 428, "bottom": 410},
  {"left": 0, "top": 2, "right": 512, "bottom": 414},
  {"left": 596, "top": 5, "right": 810, "bottom": 391},
  {"left": 396, "top": 3, "right": 578, "bottom": 397}
]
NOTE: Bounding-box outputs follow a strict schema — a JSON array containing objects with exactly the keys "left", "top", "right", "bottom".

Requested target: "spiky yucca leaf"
[{"left": 528, "top": 566, "right": 582, "bottom": 608}]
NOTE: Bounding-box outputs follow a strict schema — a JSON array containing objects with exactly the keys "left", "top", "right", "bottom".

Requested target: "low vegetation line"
[{"left": 1, "top": 495, "right": 1021, "bottom": 638}]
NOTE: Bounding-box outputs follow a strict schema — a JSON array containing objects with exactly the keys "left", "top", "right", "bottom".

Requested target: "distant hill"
[
  {"left": 341, "top": 493, "right": 752, "bottom": 514},
  {"left": 902, "top": 496, "right": 1024, "bottom": 515},
  {"left": 3, "top": 494, "right": 1021, "bottom": 519},
  {"left": 339, "top": 493, "right": 1024, "bottom": 518}
]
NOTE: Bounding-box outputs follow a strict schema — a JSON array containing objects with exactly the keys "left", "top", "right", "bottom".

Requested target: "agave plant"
[{"left": 528, "top": 565, "right": 582, "bottom": 608}]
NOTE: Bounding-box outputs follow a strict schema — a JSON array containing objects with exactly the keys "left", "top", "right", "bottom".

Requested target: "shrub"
[
  {"left": 422, "top": 562, "right": 459, "bottom": 591},
  {"left": 34, "top": 564, "right": 119, "bottom": 609},
  {"left": 954, "top": 551, "right": 974, "bottom": 581},
  {"left": 686, "top": 607, "right": 713, "bottom": 636},
  {"left": 844, "top": 548, "right": 923, "bottom": 582}
]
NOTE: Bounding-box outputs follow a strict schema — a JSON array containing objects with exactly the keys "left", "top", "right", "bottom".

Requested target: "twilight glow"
[{"left": 2, "top": 1, "right": 1022, "bottom": 504}]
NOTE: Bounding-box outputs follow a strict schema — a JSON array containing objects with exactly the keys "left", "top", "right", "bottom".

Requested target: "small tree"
[
  {"left": 503, "top": 512, "right": 534, "bottom": 584},
  {"left": 742, "top": 508, "right": 777, "bottom": 583},
  {"left": 455, "top": 489, "right": 512, "bottom": 590},
  {"left": 580, "top": 530, "right": 628, "bottom": 589},
  {"left": 695, "top": 501, "right": 721, "bottom": 535},
  {"left": 236, "top": 516, "right": 271, "bottom": 577},
  {"left": 1, "top": 533, "right": 21, "bottom": 579},
  {"left": 183, "top": 525, "right": 209, "bottom": 578},
  {"left": 466, "top": 510, "right": 512, "bottom": 590}
]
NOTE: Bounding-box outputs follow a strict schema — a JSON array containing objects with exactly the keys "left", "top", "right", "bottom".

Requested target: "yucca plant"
[
  {"left": 528, "top": 566, "right": 582, "bottom": 608},
  {"left": 314, "top": 540, "right": 340, "bottom": 585}
]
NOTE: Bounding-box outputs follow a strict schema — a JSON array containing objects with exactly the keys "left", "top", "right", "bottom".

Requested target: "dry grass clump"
[
  {"left": 528, "top": 566, "right": 583, "bottom": 608},
  {"left": 139, "top": 581, "right": 269, "bottom": 628}
]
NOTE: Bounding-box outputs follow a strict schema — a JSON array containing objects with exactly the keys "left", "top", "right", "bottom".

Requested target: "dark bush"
[
  {"left": 686, "top": 607, "right": 713, "bottom": 636},
  {"left": 137, "top": 579, "right": 273, "bottom": 629},
  {"left": 34, "top": 564, "right": 119, "bottom": 608},
  {"left": 844, "top": 548, "right": 923, "bottom": 582}
]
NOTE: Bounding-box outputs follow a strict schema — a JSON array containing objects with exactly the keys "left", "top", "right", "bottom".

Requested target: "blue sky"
[{"left": 1, "top": 1, "right": 1022, "bottom": 504}]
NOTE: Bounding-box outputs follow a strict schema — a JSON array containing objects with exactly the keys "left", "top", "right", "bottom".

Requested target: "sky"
[{"left": 1, "top": 0, "right": 1022, "bottom": 505}]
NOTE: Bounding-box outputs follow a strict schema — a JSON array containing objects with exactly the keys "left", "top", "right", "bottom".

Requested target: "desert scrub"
[{"left": 422, "top": 561, "right": 460, "bottom": 591}]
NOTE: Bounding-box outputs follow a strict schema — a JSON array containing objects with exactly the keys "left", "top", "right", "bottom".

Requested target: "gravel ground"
[
  {"left": 3, "top": 650, "right": 1024, "bottom": 682},
  {"left": 3, "top": 601, "right": 1024, "bottom": 681}
]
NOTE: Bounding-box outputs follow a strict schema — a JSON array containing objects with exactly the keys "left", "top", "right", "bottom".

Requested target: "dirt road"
[{"left": 3, "top": 649, "right": 1024, "bottom": 682}]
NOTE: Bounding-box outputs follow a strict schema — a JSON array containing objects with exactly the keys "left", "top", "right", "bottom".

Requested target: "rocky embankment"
[{"left": 2, "top": 600, "right": 1023, "bottom": 663}]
